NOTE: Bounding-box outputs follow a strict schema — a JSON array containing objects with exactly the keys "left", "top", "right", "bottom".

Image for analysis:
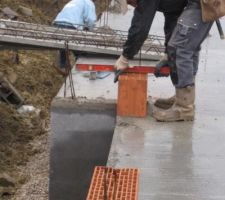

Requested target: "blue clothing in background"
[{"left": 54, "top": 0, "right": 96, "bottom": 30}]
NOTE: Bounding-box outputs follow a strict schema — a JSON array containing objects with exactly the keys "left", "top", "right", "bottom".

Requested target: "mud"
[
  {"left": 0, "top": 0, "right": 113, "bottom": 199},
  {"left": 0, "top": 49, "right": 63, "bottom": 199}
]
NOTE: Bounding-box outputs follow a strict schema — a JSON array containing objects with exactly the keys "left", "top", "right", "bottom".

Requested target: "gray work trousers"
[{"left": 167, "top": 5, "right": 213, "bottom": 88}]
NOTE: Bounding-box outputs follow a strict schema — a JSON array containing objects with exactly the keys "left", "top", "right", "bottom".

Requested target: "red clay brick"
[
  {"left": 117, "top": 73, "right": 148, "bottom": 117},
  {"left": 86, "top": 166, "right": 140, "bottom": 200}
]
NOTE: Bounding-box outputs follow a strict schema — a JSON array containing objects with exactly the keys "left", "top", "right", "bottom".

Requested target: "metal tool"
[
  {"left": 76, "top": 55, "right": 170, "bottom": 83},
  {"left": 64, "top": 41, "right": 76, "bottom": 99},
  {"left": 216, "top": 19, "right": 224, "bottom": 40}
]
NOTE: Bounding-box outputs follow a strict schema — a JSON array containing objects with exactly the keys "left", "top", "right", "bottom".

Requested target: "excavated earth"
[{"left": 0, "top": 0, "right": 108, "bottom": 199}]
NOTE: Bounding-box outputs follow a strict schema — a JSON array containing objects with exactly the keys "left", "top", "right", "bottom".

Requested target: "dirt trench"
[{"left": 0, "top": 0, "right": 112, "bottom": 199}]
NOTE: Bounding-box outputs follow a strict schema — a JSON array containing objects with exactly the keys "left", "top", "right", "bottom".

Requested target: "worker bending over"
[
  {"left": 115, "top": 0, "right": 225, "bottom": 122},
  {"left": 115, "top": 0, "right": 187, "bottom": 80}
]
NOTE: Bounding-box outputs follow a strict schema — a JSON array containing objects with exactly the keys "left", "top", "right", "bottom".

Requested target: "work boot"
[
  {"left": 154, "top": 95, "right": 176, "bottom": 109},
  {"left": 153, "top": 86, "right": 195, "bottom": 122},
  {"left": 154, "top": 77, "right": 196, "bottom": 109}
]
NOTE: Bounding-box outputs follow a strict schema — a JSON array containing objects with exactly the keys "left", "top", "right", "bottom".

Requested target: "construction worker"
[
  {"left": 115, "top": 0, "right": 225, "bottom": 122},
  {"left": 114, "top": 0, "right": 187, "bottom": 81},
  {"left": 153, "top": 0, "right": 225, "bottom": 122},
  {"left": 53, "top": 0, "right": 96, "bottom": 68},
  {"left": 53, "top": 0, "right": 96, "bottom": 69},
  {"left": 53, "top": 0, "right": 97, "bottom": 30},
  {"left": 53, "top": 0, "right": 110, "bottom": 79}
]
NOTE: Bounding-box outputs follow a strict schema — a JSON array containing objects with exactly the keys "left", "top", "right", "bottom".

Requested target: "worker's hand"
[
  {"left": 154, "top": 54, "right": 170, "bottom": 78},
  {"left": 115, "top": 55, "right": 129, "bottom": 71},
  {"left": 114, "top": 55, "right": 129, "bottom": 83}
]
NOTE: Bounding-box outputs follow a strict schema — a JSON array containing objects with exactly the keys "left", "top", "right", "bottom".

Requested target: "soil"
[{"left": 0, "top": 0, "right": 110, "bottom": 199}]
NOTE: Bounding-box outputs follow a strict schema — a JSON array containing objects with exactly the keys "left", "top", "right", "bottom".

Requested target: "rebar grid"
[{"left": 0, "top": 19, "right": 165, "bottom": 56}]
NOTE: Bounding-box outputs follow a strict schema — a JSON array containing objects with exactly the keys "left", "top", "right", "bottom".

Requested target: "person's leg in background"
[
  {"left": 153, "top": 3, "right": 213, "bottom": 122},
  {"left": 59, "top": 49, "right": 67, "bottom": 69},
  {"left": 53, "top": 23, "right": 76, "bottom": 70}
]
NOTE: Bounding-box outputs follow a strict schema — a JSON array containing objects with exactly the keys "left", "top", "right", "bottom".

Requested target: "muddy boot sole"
[
  {"left": 154, "top": 96, "right": 175, "bottom": 110},
  {"left": 155, "top": 115, "right": 194, "bottom": 122},
  {"left": 153, "top": 109, "right": 195, "bottom": 122}
]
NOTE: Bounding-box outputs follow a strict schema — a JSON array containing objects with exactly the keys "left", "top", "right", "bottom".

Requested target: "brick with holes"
[
  {"left": 86, "top": 166, "right": 139, "bottom": 200},
  {"left": 117, "top": 73, "right": 148, "bottom": 117}
]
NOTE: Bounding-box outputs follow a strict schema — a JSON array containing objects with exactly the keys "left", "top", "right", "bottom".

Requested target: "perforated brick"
[
  {"left": 87, "top": 166, "right": 139, "bottom": 200},
  {"left": 117, "top": 73, "right": 148, "bottom": 117}
]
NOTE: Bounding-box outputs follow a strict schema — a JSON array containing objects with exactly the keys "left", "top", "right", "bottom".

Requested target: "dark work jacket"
[
  {"left": 123, "top": 0, "right": 187, "bottom": 58},
  {"left": 158, "top": 0, "right": 187, "bottom": 13}
]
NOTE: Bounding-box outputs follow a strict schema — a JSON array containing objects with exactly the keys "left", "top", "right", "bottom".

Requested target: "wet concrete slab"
[
  {"left": 107, "top": 18, "right": 225, "bottom": 200},
  {"left": 108, "top": 115, "right": 225, "bottom": 200},
  {"left": 57, "top": 70, "right": 117, "bottom": 100},
  {"left": 52, "top": 9, "right": 225, "bottom": 200}
]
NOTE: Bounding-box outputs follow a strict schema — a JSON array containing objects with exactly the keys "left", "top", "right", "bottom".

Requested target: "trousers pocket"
[
  {"left": 177, "top": 8, "right": 200, "bottom": 31},
  {"left": 168, "top": 9, "right": 200, "bottom": 48},
  {"left": 169, "top": 23, "right": 191, "bottom": 47},
  {"left": 178, "top": 22, "right": 198, "bottom": 36}
]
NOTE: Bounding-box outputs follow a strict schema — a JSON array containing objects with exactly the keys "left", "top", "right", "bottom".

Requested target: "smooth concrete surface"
[
  {"left": 107, "top": 17, "right": 225, "bottom": 200},
  {"left": 57, "top": 70, "right": 117, "bottom": 99},
  {"left": 50, "top": 101, "right": 116, "bottom": 200}
]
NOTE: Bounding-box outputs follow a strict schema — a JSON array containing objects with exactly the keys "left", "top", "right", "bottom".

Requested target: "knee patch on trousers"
[{"left": 167, "top": 46, "right": 178, "bottom": 85}]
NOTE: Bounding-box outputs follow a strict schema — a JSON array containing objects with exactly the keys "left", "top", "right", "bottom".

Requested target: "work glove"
[
  {"left": 154, "top": 54, "right": 170, "bottom": 78},
  {"left": 114, "top": 55, "right": 129, "bottom": 83}
]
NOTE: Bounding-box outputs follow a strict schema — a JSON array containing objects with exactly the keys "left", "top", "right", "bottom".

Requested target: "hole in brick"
[{"left": 87, "top": 167, "right": 139, "bottom": 199}]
